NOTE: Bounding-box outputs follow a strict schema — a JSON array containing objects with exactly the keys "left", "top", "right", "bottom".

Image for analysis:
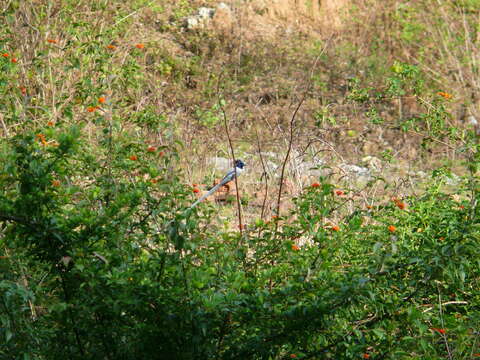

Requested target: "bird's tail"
[{"left": 190, "top": 181, "right": 223, "bottom": 209}]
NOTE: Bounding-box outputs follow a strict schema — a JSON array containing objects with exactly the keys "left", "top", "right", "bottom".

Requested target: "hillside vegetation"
[{"left": 1, "top": 1, "right": 480, "bottom": 359}]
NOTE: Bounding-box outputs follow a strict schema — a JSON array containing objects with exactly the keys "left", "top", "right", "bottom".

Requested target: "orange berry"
[
  {"left": 363, "top": 354, "right": 370, "bottom": 359},
  {"left": 431, "top": 327, "right": 446, "bottom": 334},
  {"left": 335, "top": 190, "right": 344, "bottom": 196},
  {"left": 87, "top": 106, "right": 97, "bottom": 113},
  {"left": 20, "top": 87, "right": 27, "bottom": 96},
  {"left": 11, "top": 58, "right": 17, "bottom": 63},
  {"left": 290, "top": 355, "right": 297, "bottom": 359},
  {"left": 98, "top": 96, "right": 106, "bottom": 104},
  {"left": 331, "top": 225, "right": 340, "bottom": 231},
  {"left": 47, "top": 121, "right": 54, "bottom": 127},
  {"left": 291, "top": 244, "right": 300, "bottom": 251},
  {"left": 2, "top": 53, "right": 9, "bottom": 57},
  {"left": 135, "top": 43, "right": 145, "bottom": 49},
  {"left": 158, "top": 151, "right": 165, "bottom": 157},
  {"left": 366, "top": 205, "right": 373, "bottom": 209},
  {"left": 51, "top": 180, "right": 61, "bottom": 187},
  {"left": 388, "top": 225, "right": 396, "bottom": 233},
  {"left": 147, "top": 146, "right": 156, "bottom": 152},
  {"left": 106, "top": 44, "right": 116, "bottom": 50},
  {"left": 193, "top": 188, "right": 200, "bottom": 193},
  {"left": 150, "top": 178, "right": 158, "bottom": 184},
  {"left": 129, "top": 155, "right": 138, "bottom": 161},
  {"left": 311, "top": 182, "right": 320, "bottom": 188},
  {"left": 47, "top": 39, "right": 58, "bottom": 44}
]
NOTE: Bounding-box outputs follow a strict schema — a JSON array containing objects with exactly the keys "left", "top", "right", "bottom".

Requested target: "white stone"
[
  {"left": 207, "top": 157, "right": 231, "bottom": 172},
  {"left": 198, "top": 7, "right": 215, "bottom": 19}
]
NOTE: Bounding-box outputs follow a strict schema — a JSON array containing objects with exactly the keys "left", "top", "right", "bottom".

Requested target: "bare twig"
[
  {"left": 437, "top": 286, "right": 453, "bottom": 360},
  {"left": 274, "top": 39, "right": 331, "bottom": 221},
  {"left": 255, "top": 128, "right": 269, "bottom": 220},
  {"left": 220, "top": 104, "right": 243, "bottom": 237},
  {"left": 113, "top": 0, "right": 156, "bottom": 27}
]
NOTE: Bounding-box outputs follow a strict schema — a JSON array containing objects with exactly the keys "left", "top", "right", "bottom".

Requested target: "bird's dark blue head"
[{"left": 235, "top": 160, "right": 245, "bottom": 169}]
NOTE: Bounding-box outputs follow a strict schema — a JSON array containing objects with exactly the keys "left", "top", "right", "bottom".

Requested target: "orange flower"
[
  {"left": 431, "top": 327, "right": 446, "bottom": 334},
  {"left": 291, "top": 244, "right": 300, "bottom": 251},
  {"left": 147, "top": 146, "right": 156, "bottom": 152},
  {"left": 193, "top": 188, "right": 200, "bottom": 193},
  {"left": 392, "top": 197, "right": 407, "bottom": 210},
  {"left": 388, "top": 225, "right": 396, "bottom": 233},
  {"left": 437, "top": 91, "right": 453, "bottom": 99},
  {"left": 47, "top": 39, "right": 58, "bottom": 44},
  {"left": 135, "top": 43, "right": 145, "bottom": 49},
  {"left": 106, "top": 44, "right": 116, "bottom": 50},
  {"left": 11, "top": 58, "right": 17, "bottom": 63},
  {"left": 129, "top": 155, "right": 138, "bottom": 161},
  {"left": 98, "top": 96, "right": 106, "bottom": 104},
  {"left": 51, "top": 180, "right": 61, "bottom": 187},
  {"left": 87, "top": 106, "right": 97, "bottom": 113},
  {"left": 47, "top": 121, "right": 54, "bottom": 127},
  {"left": 311, "top": 182, "right": 320, "bottom": 188},
  {"left": 363, "top": 354, "right": 370, "bottom": 359},
  {"left": 335, "top": 190, "right": 344, "bottom": 196},
  {"left": 395, "top": 201, "right": 406, "bottom": 210},
  {"left": 331, "top": 225, "right": 340, "bottom": 231},
  {"left": 2, "top": 53, "right": 9, "bottom": 57},
  {"left": 35, "top": 133, "right": 47, "bottom": 146}
]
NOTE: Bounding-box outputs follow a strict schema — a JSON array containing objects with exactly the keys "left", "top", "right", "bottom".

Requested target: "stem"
[
  {"left": 60, "top": 274, "right": 85, "bottom": 356},
  {"left": 255, "top": 128, "right": 269, "bottom": 220},
  {"left": 274, "top": 41, "right": 330, "bottom": 231}
]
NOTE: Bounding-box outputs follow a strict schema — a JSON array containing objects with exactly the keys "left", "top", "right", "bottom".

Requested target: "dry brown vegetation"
[{"left": 2, "top": 0, "right": 479, "bottom": 220}]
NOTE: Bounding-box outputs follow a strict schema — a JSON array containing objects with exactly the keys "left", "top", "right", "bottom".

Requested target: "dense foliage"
[
  {"left": 1, "top": 1, "right": 480, "bottom": 359},
  {"left": 1, "top": 122, "right": 479, "bottom": 359}
]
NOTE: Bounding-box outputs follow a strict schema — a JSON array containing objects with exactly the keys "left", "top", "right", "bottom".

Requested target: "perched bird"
[{"left": 191, "top": 159, "right": 245, "bottom": 208}]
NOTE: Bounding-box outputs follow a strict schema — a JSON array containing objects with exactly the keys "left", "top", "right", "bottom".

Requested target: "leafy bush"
[{"left": 1, "top": 123, "right": 479, "bottom": 359}]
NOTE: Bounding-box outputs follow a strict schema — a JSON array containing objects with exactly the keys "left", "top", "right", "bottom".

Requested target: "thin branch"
[
  {"left": 255, "top": 128, "right": 269, "bottom": 220},
  {"left": 274, "top": 39, "right": 331, "bottom": 222},
  {"left": 220, "top": 104, "right": 243, "bottom": 237}
]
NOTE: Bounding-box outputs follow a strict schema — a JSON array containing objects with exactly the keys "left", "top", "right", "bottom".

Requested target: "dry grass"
[{"left": 1, "top": 0, "right": 477, "bottom": 225}]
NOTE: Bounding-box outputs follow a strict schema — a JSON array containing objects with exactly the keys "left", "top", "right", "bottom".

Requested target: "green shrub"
[{"left": 1, "top": 127, "right": 479, "bottom": 358}]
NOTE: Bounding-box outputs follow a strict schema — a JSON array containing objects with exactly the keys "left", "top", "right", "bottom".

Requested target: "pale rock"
[
  {"left": 361, "top": 156, "right": 382, "bottom": 172},
  {"left": 207, "top": 157, "right": 231, "bottom": 172},
  {"left": 340, "top": 164, "right": 371, "bottom": 180},
  {"left": 198, "top": 7, "right": 215, "bottom": 19}
]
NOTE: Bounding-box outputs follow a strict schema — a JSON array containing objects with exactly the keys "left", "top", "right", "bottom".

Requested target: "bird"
[{"left": 190, "top": 159, "right": 245, "bottom": 208}]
